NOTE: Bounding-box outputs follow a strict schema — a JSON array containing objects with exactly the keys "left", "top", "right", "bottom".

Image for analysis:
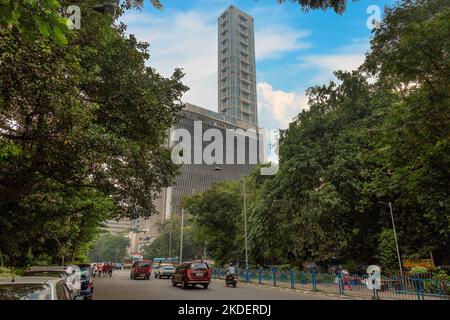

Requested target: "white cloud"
[
  {"left": 302, "top": 54, "right": 366, "bottom": 82},
  {"left": 121, "top": 10, "right": 220, "bottom": 110},
  {"left": 257, "top": 82, "right": 308, "bottom": 129},
  {"left": 121, "top": 9, "right": 312, "bottom": 112},
  {"left": 255, "top": 27, "right": 310, "bottom": 60},
  {"left": 299, "top": 38, "right": 370, "bottom": 83}
]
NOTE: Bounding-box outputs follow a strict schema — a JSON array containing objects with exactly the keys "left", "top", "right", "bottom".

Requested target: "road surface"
[{"left": 93, "top": 270, "right": 340, "bottom": 300}]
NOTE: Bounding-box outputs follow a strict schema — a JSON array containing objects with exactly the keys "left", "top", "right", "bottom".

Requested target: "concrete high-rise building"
[
  {"left": 122, "top": 102, "right": 264, "bottom": 257},
  {"left": 102, "top": 219, "right": 131, "bottom": 235},
  {"left": 218, "top": 5, "right": 258, "bottom": 127},
  {"left": 164, "top": 103, "right": 262, "bottom": 218}
]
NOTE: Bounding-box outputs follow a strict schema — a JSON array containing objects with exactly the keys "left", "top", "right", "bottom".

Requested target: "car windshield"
[
  {"left": 163, "top": 266, "right": 174, "bottom": 270},
  {"left": 190, "top": 263, "right": 208, "bottom": 270},
  {"left": 0, "top": 284, "right": 52, "bottom": 300},
  {"left": 139, "top": 263, "right": 150, "bottom": 267},
  {"left": 79, "top": 268, "right": 90, "bottom": 276},
  {"left": 22, "top": 271, "right": 64, "bottom": 278}
]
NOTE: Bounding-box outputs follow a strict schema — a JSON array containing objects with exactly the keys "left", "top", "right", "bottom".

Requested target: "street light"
[
  {"left": 180, "top": 207, "right": 184, "bottom": 263},
  {"left": 214, "top": 167, "right": 248, "bottom": 271},
  {"left": 93, "top": 1, "right": 120, "bottom": 17},
  {"left": 379, "top": 201, "right": 403, "bottom": 277}
]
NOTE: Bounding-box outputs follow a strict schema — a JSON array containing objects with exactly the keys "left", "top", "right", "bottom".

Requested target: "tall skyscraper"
[{"left": 218, "top": 5, "right": 258, "bottom": 127}]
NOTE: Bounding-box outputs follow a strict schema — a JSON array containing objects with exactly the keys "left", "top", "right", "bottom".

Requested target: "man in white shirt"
[{"left": 226, "top": 263, "right": 236, "bottom": 276}]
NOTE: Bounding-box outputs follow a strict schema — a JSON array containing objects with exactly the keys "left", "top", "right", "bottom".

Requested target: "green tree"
[
  {"left": 0, "top": 0, "right": 187, "bottom": 266},
  {"left": 363, "top": 0, "right": 450, "bottom": 259},
  {"left": 142, "top": 216, "right": 203, "bottom": 261},
  {"left": 378, "top": 229, "right": 399, "bottom": 274},
  {"left": 276, "top": 0, "right": 348, "bottom": 13},
  {"left": 184, "top": 181, "right": 245, "bottom": 266},
  {"left": 88, "top": 233, "right": 129, "bottom": 262}
]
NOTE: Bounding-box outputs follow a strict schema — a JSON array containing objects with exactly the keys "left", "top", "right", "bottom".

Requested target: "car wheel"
[
  {"left": 203, "top": 284, "right": 209, "bottom": 289},
  {"left": 84, "top": 296, "right": 92, "bottom": 300},
  {"left": 154, "top": 273, "right": 157, "bottom": 278},
  {"left": 182, "top": 278, "right": 188, "bottom": 289},
  {"left": 172, "top": 278, "right": 177, "bottom": 287}
]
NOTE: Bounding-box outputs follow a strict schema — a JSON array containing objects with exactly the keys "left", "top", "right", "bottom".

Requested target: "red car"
[
  {"left": 130, "top": 260, "right": 152, "bottom": 280},
  {"left": 171, "top": 261, "right": 211, "bottom": 289}
]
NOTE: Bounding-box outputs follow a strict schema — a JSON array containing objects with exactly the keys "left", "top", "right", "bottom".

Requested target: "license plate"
[{"left": 196, "top": 272, "right": 204, "bottom": 276}]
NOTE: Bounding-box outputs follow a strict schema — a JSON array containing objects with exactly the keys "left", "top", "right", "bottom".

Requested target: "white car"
[{"left": 154, "top": 264, "right": 175, "bottom": 279}]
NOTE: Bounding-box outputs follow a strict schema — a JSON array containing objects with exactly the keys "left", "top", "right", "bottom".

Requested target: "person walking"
[{"left": 342, "top": 269, "right": 352, "bottom": 290}]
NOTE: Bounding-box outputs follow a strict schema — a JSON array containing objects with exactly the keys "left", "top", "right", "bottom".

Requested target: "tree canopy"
[
  {"left": 88, "top": 233, "right": 130, "bottom": 262},
  {"left": 182, "top": 0, "right": 450, "bottom": 271},
  {"left": 0, "top": 0, "right": 187, "bottom": 266}
]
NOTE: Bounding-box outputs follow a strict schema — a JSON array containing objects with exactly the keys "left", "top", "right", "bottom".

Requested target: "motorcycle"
[{"left": 225, "top": 274, "right": 238, "bottom": 287}]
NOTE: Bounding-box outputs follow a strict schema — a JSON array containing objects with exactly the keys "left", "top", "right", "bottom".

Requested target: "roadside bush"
[
  {"left": 0, "top": 267, "right": 16, "bottom": 279},
  {"left": 411, "top": 267, "right": 428, "bottom": 274}
]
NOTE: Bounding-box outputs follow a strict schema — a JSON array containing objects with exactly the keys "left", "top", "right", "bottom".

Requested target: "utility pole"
[
  {"left": 180, "top": 208, "right": 185, "bottom": 263},
  {"left": 168, "top": 221, "right": 172, "bottom": 258},
  {"left": 243, "top": 177, "right": 248, "bottom": 271},
  {"left": 388, "top": 201, "right": 403, "bottom": 277}
]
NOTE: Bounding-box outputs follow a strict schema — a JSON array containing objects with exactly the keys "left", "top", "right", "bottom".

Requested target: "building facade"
[
  {"left": 218, "top": 5, "right": 258, "bottom": 127},
  {"left": 102, "top": 219, "right": 131, "bottom": 235},
  {"left": 108, "top": 6, "right": 261, "bottom": 257},
  {"left": 164, "top": 103, "right": 263, "bottom": 218}
]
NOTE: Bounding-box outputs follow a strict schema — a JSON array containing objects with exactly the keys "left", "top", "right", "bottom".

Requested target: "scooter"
[{"left": 225, "top": 274, "right": 238, "bottom": 287}]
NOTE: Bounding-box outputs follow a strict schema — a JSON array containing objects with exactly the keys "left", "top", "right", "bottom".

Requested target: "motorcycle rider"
[{"left": 225, "top": 263, "right": 236, "bottom": 285}]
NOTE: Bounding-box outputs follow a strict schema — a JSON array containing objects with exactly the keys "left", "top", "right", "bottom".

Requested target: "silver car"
[
  {"left": 22, "top": 266, "right": 80, "bottom": 298},
  {"left": 0, "top": 277, "right": 73, "bottom": 300},
  {"left": 154, "top": 264, "right": 175, "bottom": 279}
]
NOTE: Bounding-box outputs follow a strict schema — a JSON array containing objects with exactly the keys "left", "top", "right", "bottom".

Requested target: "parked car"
[
  {"left": 155, "top": 264, "right": 175, "bottom": 279},
  {"left": 77, "top": 264, "right": 94, "bottom": 300},
  {"left": 0, "top": 277, "right": 73, "bottom": 300},
  {"left": 130, "top": 260, "right": 152, "bottom": 280},
  {"left": 22, "top": 266, "right": 80, "bottom": 298},
  {"left": 172, "top": 261, "right": 211, "bottom": 289}
]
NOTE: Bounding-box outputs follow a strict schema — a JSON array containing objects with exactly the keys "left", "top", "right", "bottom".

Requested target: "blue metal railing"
[{"left": 211, "top": 268, "right": 450, "bottom": 300}]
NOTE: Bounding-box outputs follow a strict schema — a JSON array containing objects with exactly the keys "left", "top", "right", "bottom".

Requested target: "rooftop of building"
[
  {"left": 220, "top": 5, "right": 254, "bottom": 20},
  {"left": 183, "top": 102, "right": 258, "bottom": 130}
]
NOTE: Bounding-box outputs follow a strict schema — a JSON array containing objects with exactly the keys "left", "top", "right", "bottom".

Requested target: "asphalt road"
[{"left": 93, "top": 270, "right": 339, "bottom": 300}]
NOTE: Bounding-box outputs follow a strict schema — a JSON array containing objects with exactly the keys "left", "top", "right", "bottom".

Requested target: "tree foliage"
[
  {"left": 142, "top": 216, "right": 203, "bottom": 261},
  {"left": 378, "top": 229, "right": 399, "bottom": 273},
  {"left": 183, "top": 0, "right": 449, "bottom": 270},
  {"left": 183, "top": 181, "right": 247, "bottom": 266},
  {"left": 0, "top": 1, "right": 187, "bottom": 267},
  {"left": 88, "top": 233, "right": 130, "bottom": 262},
  {"left": 276, "top": 0, "right": 348, "bottom": 13}
]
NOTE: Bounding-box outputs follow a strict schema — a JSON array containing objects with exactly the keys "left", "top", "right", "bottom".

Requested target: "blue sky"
[{"left": 120, "top": 0, "right": 397, "bottom": 129}]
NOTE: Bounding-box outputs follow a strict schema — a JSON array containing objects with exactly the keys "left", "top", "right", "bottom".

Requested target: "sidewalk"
[{"left": 211, "top": 278, "right": 360, "bottom": 300}]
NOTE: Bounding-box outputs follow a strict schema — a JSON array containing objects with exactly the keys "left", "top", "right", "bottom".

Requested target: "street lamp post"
[
  {"left": 180, "top": 208, "right": 184, "bottom": 263},
  {"left": 379, "top": 201, "right": 403, "bottom": 277},
  {"left": 243, "top": 177, "right": 248, "bottom": 271},
  {"left": 168, "top": 220, "right": 172, "bottom": 258}
]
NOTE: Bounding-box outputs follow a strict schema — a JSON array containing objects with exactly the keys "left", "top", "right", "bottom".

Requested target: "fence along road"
[{"left": 212, "top": 268, "right": 450, "bottom": 300}]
